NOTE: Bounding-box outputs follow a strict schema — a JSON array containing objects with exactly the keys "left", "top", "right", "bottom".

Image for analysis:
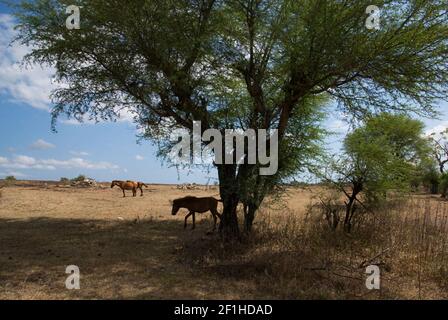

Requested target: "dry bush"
[{"left": 180, "top": 196, "right": 448, "bottom": 299}]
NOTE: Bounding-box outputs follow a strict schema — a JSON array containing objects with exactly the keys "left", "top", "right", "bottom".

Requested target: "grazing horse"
[
  {"left": 136, "top": 182, "right": 148, "bottom": 196},
  {"left": 171, "top": 196, "right": 222, "bottom": 231},
  {"left": 111, "top": 180, "right": 148, "bottom": 197},
  {"left": 111, "top": 180, "right": 138, "bottom": 197}
]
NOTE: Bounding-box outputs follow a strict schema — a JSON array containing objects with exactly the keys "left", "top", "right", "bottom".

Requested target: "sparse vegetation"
[
  {"left": 182, "top": 195, "right": 448, "bottom": 299},
  {"left": 71, "top": 175, "right": 87, "bottom": 182},
  {"left": 3, "top": 176, "right": 17, "bottom": 187},
  {"left": 59, "top": 177, "right": 70, "bottom": 183},
  {"left": 1, "top": 182, "right": 447, "bottom": 299}
]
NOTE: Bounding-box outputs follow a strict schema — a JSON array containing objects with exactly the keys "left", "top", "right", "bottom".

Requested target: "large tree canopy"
[{"left": 13, "top": 0, "right": 448, "bottom": 238}]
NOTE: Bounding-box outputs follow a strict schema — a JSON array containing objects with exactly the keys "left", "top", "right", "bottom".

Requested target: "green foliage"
[
  {"left": 344, "top": 113, "right": 430, "bottom": 199},
  {"left": 12, "top": 0, "right": 448, "bottom": 133},
  {"left": 439, "top": 173, "right": 448, "bottom": 197},
  {"left": 5, "top": 176, "right": 17, "bottom": 182},
  {"left": 318, "top": 113, "right": 430, "bottom": 232},
  {"left": 417, "top": 160, "right": 440, "bottom": 194},
  {"left": 71, "top": 174, "right": 86, "bottom": 182}
]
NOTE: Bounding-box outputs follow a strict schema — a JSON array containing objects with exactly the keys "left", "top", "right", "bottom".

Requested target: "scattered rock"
[{"left": 70, "top": 177, "right": 98, "bottom": 188}]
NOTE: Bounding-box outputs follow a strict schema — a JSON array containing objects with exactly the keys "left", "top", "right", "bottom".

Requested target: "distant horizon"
[{"left": 0, "top": 177, "right": 213, "bottom": 185}]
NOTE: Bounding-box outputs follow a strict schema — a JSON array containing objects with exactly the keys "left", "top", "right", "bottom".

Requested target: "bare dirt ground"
[
  {"left": 0, "top": 181, "right": 313, "bottom": 299},
  {"left": 2, "top": 181, "right": 447, "bottom": 299}
]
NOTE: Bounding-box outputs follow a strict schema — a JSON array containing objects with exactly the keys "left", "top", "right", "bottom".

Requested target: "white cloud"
[
  {"left": 31, "top": 139, "right": 55, "bottom": 150},
  {"left": 0, "top": 171, "right": 27, "bottom": 178},
  {"left": 328, "top": 119, "right": 349, "bottom": 133},
  {"left": 60, "top": 117, "right": 96, "bottom": 126},
  {"left": 60, "top": 106, "right": 135, "bottom": 126},
  {"left": 15, "top": 155, "right": 36, "bottom": 166},
  {"left": 0, "top": 14, "right": 137, "bottom": 124},
  {"left": 70, "top": 151, "right": 89, "bottom": 156},
  {"left": 39, "top": 158, "right": 119, "bottom": 170},
  {"left": 425, "top": 122, "right": 448, "bottom": 137},
  {"left": 0, "top": 155, "right": 119, "bottom": 171},
  {"left": 135, "top": 155, "right": 144, "bottom": 161},
  {"left": 0, "top": 14, "right": 55, "bottom": 111}
]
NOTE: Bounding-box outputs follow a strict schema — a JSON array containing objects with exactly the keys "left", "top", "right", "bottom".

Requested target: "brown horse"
[
  {"left": 111, "top": 180, "right": 148, "bottom": 197},
  {"left": 111, "top": 180, "right": 138, "bottom": 197},
  {"left": 136, "top": 181, "right": 148, "bottom": 196},
  {"left": 171, "top": 196, "right": 222, "bottom": 231}
]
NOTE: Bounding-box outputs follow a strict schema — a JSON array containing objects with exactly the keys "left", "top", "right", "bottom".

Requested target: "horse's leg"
[
  {"left": 211, "top": 207, "right": 222, "bottom": 231},
  {"left": 211, "top": 211, "right": 217, "bottom": 231},
  {"left": 133, "top": 188, "right": 136, "bottom": 197},
  {"left": 122, "top": 188, "right": 126, "bottom": 197},
  {"left": 184, "top": 211, "right": 193, "bottom": 229},
  {"left": 192, "top": 212, "right": 196, "bottom": 230},
  {"left": 140, "top": 187, "right": 143, "bottom": 196},
  {"left": 213, "top": 204, "right": 222, "bottom": 219}
]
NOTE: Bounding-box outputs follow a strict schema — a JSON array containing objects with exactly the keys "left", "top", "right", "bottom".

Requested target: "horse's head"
[
  {"left": 171, "top": 199, "right": 180, "bottom": 216},
  {"left": 111, "top": 180, "right": 117, "bottom": 188}
]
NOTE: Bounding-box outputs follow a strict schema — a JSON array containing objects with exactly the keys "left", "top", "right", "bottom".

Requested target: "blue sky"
[{"left": 0, "top": 4, "right": 447, "bottom": 183}]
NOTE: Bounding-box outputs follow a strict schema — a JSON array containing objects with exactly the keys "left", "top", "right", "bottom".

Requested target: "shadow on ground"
[{"left": 0, "top": 217, "right": 248, "bottom": 299}]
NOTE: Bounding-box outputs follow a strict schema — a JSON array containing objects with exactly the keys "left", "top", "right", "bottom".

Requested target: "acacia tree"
[
  {"left": 13, "top": 0, "right": 448, "bottom": 239},
  {"left": 422, "top": 128, "right": 448, "bottom": 197},
  {"left": 320, "top": 113, "right": 429, "bottom": 232},
  {"left": 428, "top": 129, "right": 448, "bottom": 174}
]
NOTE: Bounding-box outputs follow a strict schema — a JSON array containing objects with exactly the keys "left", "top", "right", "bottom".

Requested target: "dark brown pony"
[{"left": 171, "top": 196, "right": 222, "bottom": 231}]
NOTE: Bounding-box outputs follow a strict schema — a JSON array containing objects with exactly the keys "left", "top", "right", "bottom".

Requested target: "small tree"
[
  {"left": 320, "top": 114, "right": 429, "bottom": 232},
  {"left": 5, "top": 176, "right": 17, "bottom": 182},
  {"left": 428, "top": 129, "right": 448, "bottom": 174},
  {"left": 418, "top": 160, "right": 440, "bottom": 194}
]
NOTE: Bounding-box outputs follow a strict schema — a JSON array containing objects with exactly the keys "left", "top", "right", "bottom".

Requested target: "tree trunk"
[
  {"left": 220, "top": 193, "right": 240, "bottom": 240},
  {"left": 217, "top": 164, "right": 240, "bottom": 240},
  {"left": 343, "top": 181, "right": 363, "bottom": 233},
  {"left": 243, "top": 203, "right": 257, "bottom": 234},
  {"left": 343, "top": 197, "right": 355, "bottom": 233}
]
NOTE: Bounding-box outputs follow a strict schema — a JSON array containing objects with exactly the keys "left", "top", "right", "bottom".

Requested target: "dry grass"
[
  {"left": 0, "top": 182, "right": 447, "bottom": 299},
  {"left": 183, "top": 194, "right": 448, "bottom": 299}
]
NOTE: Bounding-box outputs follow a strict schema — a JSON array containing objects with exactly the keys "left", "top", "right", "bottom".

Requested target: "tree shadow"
[{"left": 0, "top": 216, "right": 227, "bottom": 299}]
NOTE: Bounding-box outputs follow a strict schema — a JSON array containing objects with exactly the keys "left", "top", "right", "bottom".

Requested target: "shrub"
[
  {"left": 60, "top": 177, "right": 70, "bottom": 184},
  {"left": 439, "top": 173, "right": 448, "bottom": 198},
  {"left": 71, "top": 174, "right": 86, "bottom": 182}
]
